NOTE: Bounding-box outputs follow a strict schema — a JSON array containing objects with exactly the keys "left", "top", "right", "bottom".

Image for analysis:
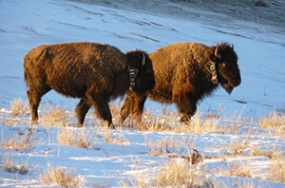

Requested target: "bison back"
[{"left": 24, "top": 42, "right": 128, "bottom": 98}]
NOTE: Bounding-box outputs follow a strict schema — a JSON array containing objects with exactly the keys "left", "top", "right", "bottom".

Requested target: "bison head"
[
  {"left": 126, "top": 50, "right": 155, "bottom": 96},
  {"left": 212, "top": 43, "right": 241, "bottom": 94}
]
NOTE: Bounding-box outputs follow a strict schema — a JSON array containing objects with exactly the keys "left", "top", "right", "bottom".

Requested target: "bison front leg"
[
  {"left": 75, "top": 98, "right": 91, "bottom": 127},
  {"left": 173, "top": 91, "right": 197, "bottom": 122},
  {"left": 119, "top": 90, "right": 146, "bottom": 124},
  {"left": 86, "top": 92, "right": 114, "bottom": 129}
]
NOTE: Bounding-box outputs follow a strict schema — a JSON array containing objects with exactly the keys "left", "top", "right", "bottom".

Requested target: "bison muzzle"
[
  {"left": 24, "top": 42, "right": 155, "bottom": 129},
  {"left": 119, "top": 42, "right": 241, "bottom": 123}
]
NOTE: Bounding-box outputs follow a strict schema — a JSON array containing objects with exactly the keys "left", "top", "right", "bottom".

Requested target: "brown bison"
[
  {"left": 119, "top": 42, "right": 241, "bottom": 123},
  {"left": 24, "top": 42, "right": 155, "bottom": 129}
]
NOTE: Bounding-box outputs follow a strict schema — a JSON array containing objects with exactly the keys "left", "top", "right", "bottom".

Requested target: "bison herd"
[{"left": 24, "top": 41, "right": 241, "bottom": 129}]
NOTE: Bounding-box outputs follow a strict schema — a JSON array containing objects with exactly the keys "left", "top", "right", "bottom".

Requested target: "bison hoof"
[
  {"left": 117, "top": 118, "right": 125, "bottom": 125},
  {"left": 77, "top": 123, "right": 84, "bottom": 128},
  {"left": 31, "top": 119, "right": 38, "bottom": 125},
  {"left": 180, "top": 114, "right": 191, "bottom": 122},
  {"left": 108, "top": 123, "right": 116, "bottom": 130}
]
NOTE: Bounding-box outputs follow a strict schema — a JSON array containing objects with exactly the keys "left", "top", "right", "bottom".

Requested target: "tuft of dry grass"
[
  {"left": 41, "top": 106, "right": 71, "bottom": 127},
  {"left": 40, "top": 166, "right": 80, "bottom": 187},
  {"left": 145, "top": 136, "right": 180, "bottom": 156},
  {"left": 2, "top": 157, "right": 29, "bottom": 175},
  {"left": 10, "top": 98, "right": 28, "bottom": 116},
  {"left": 121, "top": 160, "right": 207, "bottom": 187},
  {"left": 222, "top": 162, "right": 252, "bottom": 178},
  {"left": 57, "top": 128, "right": 91, "bottom": 148},
  {"left": 175, "top": 114, "right": 224, "bottom": 134},
  {"left": 250, "top": 145, "right": 275, "bottom": 159},
  {"left": 226, "top": 138, "right": 250, "bottom": 156},
  {"left": 0, "top": 131, "right": 34, "bottom": 150},
  {"left": 257, "top": 111, "right": 285, "bottom": 136},
  {"left": 267, "top": 153, "right": 285, "bottom": 183},
  {"left": 101, "top": 133, "right": 129, "bottom": 146}
]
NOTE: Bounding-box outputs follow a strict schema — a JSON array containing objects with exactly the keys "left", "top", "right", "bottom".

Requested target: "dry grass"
[
  {"left": 257, "top": 111, "right": 285, "bottom": 136},
  {"left": 0, "top": 131, "right": 33, "bottom": 150},
  {"left": 250, "top": 145, "right": 275, "bottom": 158},
  {"left": 10, "top": 98, "right": 28, "bottom": 116},
  {"left": 121, "top": 160, "right": 207, "bottom": 187},
  {"left": 145, "top": 136, "right": 180, "bottom": 156},
  {"left": 101, "top": 133, "right": 129, "bottom": 146},
  {"left": 40, "top": 166, "right": 80, "bottom": 187},
  {"left": 41, "top": 106, "right": 71, "bottom": 127},
  {"left": 226, "top": 138, "right": 250, "bottom": 156},
  {"left": 57, "top": 128, "right": 91, "bottom": 148},
  {"left": 267, "top": 153, "right": 285, "bottom": 183},
  {"left": 221, "top": 162, "right": 252, "bottom": 178},
  {"left": 175, "top": 114, "right": 224, "bottom": 134},
  {"left": 2, "top": 157, "right": 29, "bottom": 175}
]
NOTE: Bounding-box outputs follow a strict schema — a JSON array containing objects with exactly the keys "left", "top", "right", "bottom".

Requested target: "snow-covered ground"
[{"left": 0, "top": 0, "right": 284, "bottom": 187}]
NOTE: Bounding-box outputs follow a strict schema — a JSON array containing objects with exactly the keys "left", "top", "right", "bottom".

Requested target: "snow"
[{"left": 0, "top": 0, "right": 285, "bottom": 187}]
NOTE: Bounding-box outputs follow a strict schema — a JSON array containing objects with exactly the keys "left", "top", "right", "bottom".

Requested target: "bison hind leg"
[{"left": 27, "top": 87, "right": 50, "bottom": 124}]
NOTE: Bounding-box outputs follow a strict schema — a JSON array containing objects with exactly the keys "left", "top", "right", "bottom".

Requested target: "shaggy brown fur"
[
  {"left": 119, "top": 42, "right": 241, "bottom": 123},
  {"left": 24, "top": 42, "right": 155, "bottom": 129}
]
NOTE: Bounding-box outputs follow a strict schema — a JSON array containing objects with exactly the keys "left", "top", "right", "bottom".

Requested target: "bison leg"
[
  {"left": 86, "top": 92, "right": 114, "bottom": 129},
  {"left": 173, "top": 92, "right": 197, "bottom": 122},
  {"left": 75, "top": 98, "right": 91, "bottom": 127},
  {"left": 27, "top": 88, "right": 50, "bottom": 124},
  {"left": 119, "top": 91, "right": 146, "bottom": 124}
]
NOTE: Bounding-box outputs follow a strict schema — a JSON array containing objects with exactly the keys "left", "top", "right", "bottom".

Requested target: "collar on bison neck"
[
  {"left": 128, "top": 65, "right": 139, "bottom": 87},
  {"left": 205, "top": 61, "right": 219, "bottom": 84}
]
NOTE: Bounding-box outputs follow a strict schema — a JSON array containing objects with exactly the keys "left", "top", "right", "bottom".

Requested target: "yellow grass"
[
  {"left": 0, "top": 132, "right": 33, "bottom": 150},
  {"left": 2, "top": 157, "right": 29, "bottom": 175},
  {"left": 258, "top": 111, "right": 285, "bottom": 136},
  {"left": 40, "top": 166, "right": 80, "bottom": 187},
  {"left": 101, "top": 133, "right": 129, "bottom": 146},
  {"left": 10, "top": 98, "right": 28, "bottom": 116},
  {"left": 222, "top": 162, "right": 252, "bottom": 177},
  {"left": 57, "top": 128, "right": 91, "bottom": 148},
  {"left": 41, "top": 106, "right": 71, "bottom": 127},
  {"left": 145, "top": 136, "right": 179, "bottom": 156},
  {"left": 121, "top": 160, "right": 207, "bottom": 187},
  {"left": 268, "top": 153, "right": 285, "bottom": 183}
]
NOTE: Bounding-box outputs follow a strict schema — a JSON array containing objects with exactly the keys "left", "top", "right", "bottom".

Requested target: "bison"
[
  {"left": 119, "top": 42, "right": 241, "bottom": 123},
  {"left": 24, "top": 42, "right": 155, "bottom": 129}
]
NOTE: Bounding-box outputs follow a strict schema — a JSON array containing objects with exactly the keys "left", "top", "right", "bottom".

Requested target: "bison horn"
[
  {"left": 141, "top": 53, "right": 146, "bottom": 66},
  {"left": 215, "top": 46, "right": 222, "bottom": 60}
]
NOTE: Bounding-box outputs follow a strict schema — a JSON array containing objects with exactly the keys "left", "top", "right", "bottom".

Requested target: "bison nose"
[{"left": 232, "top": 79, "right": 241, "bottom": 86}]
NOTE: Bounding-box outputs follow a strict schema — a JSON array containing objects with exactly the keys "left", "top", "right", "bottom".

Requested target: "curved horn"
[
  {"left": 141, "top": 53, "right": 146, "bottom": 66},
  {"left": 215, "top": 46, "right": 222, "bottom": 60}
]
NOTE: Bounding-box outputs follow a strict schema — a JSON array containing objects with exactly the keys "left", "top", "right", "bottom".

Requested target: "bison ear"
[
  {"left": 141, "top": 53, "right": 146, "bottom": 67},
  {"left": 215, "top": 46, "right": 222, "bottom": 60}
]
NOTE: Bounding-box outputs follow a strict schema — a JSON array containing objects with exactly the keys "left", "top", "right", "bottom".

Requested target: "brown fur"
[
  {"left": 119, "top": 42, "right": 241, "bottom": 123},
  {"left": 24, "top": 42, "right": 155, "bottom": 129}
]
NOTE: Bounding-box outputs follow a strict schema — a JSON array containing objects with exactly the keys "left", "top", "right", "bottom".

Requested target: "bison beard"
[
  {"left": 24, "top": 42, "right": 155, "bottom": 129},
  {"left": 119, "top": 42, "right": 241, "bottom": 124}
]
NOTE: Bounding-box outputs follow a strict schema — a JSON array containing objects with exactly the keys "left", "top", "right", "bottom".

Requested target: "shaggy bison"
[
  {"left": 24, "top": 42, "right": 155, "bottom": 129},
  {"left": 119, "top": 42, "right": 241, "bottom": 123}
]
